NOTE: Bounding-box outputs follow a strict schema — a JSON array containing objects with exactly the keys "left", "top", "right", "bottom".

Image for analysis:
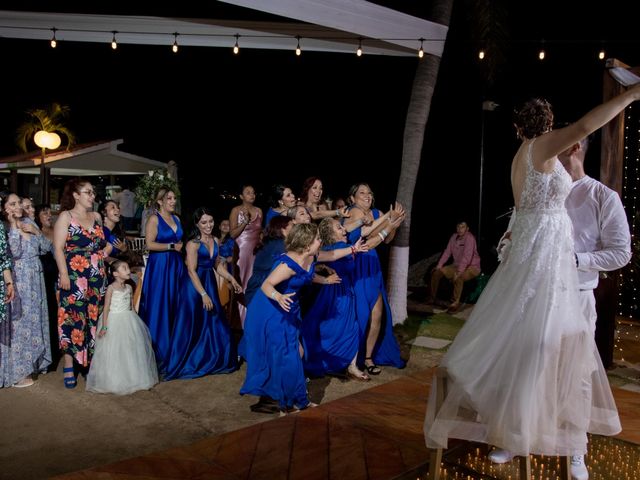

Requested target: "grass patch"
[{"left": 395, "top": 313, "right": 465, "bottom": 345}]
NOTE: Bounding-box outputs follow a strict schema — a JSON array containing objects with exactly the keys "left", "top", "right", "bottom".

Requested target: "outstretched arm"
[{"left": 535, "top": 84, "right": 640, "bottom": 170}]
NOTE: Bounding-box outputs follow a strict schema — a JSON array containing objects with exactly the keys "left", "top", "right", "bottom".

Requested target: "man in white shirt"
[
  {"left": 559, "top": 137, "right": 631, "bottom": 340},
  {"left": 558, "top": 137, "right": 631, "bottom": 478},
  {"left": 116, "top": 186, "right": 137, "bottom": 232}
]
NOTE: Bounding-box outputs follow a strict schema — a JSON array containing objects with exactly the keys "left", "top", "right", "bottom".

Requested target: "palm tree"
[
  {"left": 16, "top": 103, "right": 76, "bottom": 203},
  {"left": 386, "top": 0, "right": 508, "bottom": 324},
  {"left": 385, "top": 0, "right": 454, "bottom": 325}
]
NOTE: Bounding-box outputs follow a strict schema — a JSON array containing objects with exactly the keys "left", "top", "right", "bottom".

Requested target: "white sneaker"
[
  {"left": 488, "top": 448, "right": 514, "bottom": 464},
  {"left": 571, "top": 455, "right": 588, "bottom": 480}
]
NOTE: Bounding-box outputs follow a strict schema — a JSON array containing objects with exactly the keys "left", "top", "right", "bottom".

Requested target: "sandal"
[
  {"left": 364, "top": 357, "right": 382, "bottom": 375},
  {"left": 63, "top": 366, "right": 77, "bottom": 389}
]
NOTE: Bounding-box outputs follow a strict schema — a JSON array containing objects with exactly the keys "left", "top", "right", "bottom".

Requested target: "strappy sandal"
[
  {"left": 63, "top": 366, "right": 77, "bottom": 389},
  {"left": 364, "top": 357, "right": 382, "bottom": 375}
]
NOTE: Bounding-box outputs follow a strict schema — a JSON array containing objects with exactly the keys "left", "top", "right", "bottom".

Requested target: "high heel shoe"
[{"left": 63, "top": 367, "right": 76, "bottom": 389}]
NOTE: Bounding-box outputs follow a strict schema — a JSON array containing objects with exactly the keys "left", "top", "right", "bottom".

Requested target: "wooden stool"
[{"left": 427, "top": 367, "right": 571, "bottom": 480}]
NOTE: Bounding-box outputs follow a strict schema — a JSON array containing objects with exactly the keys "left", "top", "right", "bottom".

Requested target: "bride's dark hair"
[{"left": 513, "top": 98, "right": 554, "bottom": 139}]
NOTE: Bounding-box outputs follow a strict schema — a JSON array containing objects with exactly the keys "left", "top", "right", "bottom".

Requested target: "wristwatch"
[{"left": 168, "top": 243, "right": 175, "bottom": 250}]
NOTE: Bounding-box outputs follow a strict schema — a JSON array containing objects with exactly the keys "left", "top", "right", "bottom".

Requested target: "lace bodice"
[
  {"left": 109, "top": 285, "right": 132, "bottom": 314},
  {"left": 518, "top": 140, "right": 572, "bottom": 212}
]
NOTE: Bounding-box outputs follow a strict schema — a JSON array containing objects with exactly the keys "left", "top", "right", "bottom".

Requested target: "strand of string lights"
[{"left": 0, "top": 24, "right": 445, "bottom": 58}]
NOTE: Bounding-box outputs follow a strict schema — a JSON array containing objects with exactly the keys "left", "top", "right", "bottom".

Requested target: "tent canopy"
[
  {"left": 0, "top": 1, "right": 446, "bottom": 57},
  {"left": 0, "top": 139, "right": 167, "bottom": 177}
]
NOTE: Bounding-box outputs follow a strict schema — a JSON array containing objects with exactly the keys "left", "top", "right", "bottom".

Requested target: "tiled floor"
[{"left": 53, "top": 366, "right": 640, "bottom": 480}]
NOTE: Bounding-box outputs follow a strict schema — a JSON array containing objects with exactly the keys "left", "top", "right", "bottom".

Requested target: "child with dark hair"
[{"left": 86, "top": 259, "right": 158, "bottom": 395}]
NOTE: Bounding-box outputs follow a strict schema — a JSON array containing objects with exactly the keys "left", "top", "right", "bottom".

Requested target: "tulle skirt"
[
  {"left": 424, "top": 211, "right": 621, "bottom": 456},
  {"left": 87, "top": 310, "right": 158, "bottom": 395}
]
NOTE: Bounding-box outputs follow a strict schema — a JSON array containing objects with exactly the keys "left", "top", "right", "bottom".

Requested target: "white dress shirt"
[{"left": 565, "top": 176, "right": 631, "bottom": 290}]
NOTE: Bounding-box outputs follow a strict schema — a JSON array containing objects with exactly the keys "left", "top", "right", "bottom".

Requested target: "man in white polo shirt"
[
  {"left": 559, "top": 136, "right": 631, "bottom": 338},
  {"left": 558, "top": 136, "right": 631, "bottom": 479}
]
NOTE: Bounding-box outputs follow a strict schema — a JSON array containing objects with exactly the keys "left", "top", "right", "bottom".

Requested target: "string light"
[
  {"left": 50, "top": 27, "right": 57, "bottom": 48},
  {"left": 356, "top": 37, "right": 362, "bottom": 57},
  {"left": 599, "top": 49, "right": 606, "bottom": 60},
  {"left": 295, "top": 36, "right": 301, "bottom": 56},
  {"left": 233, "top": 34, "right": 239, "bottom": 54},
  {"left": 538, "top": 49, "right": 545, "bottom": 60},
  {"left": 111, "top": 31, "right": 118, "bottom": 50},
  {"left": 418, "top": 38, "right": 424, "bottom": 58},
  {"left": 478, "top": 49, "right": 485, "bottom": 60},
  {"left": 172, "top": 32, "right": 178, "bottom": 53}
]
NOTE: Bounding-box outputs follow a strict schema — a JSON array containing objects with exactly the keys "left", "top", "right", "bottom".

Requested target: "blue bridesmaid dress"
[
  {"left": 103, "top": 226, "right": 121, "bottom": 256},
  {"left": 240, "top": 255, "right": 314, "bottom": 410},
  {"left": 244, "top": 238, "right": 285, "bottom": 306},
  {"left": 139, "top": 213, "right": 185, "bottom": 374},
  {"left": 347, "top": 209, "right": 405, "bottom": 368},
  {"left": 302, "top": 242, "right": 360, "bottom": 377},
  {"left": 264, "top": 207, "right": 282, "bottom": 227},
  {"left": 164, "top": 240, "right": 237, "bottom": 379}
]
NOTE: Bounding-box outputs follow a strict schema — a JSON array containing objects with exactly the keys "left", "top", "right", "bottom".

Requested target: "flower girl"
[{"left": 87, "top": 260, "right": 158, "bottom": 394}]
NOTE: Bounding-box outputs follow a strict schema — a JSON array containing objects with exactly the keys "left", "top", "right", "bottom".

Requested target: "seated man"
[{"left": 429, "top": 221, "right": 481, "bottom": 313}]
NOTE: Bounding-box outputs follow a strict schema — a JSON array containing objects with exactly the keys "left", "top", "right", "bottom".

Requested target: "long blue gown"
[
  {"left": 240, "top": 255, "right": 314, "bottom": 409},
  {"left": 244, "top": 238, "right": 285, "bottom": 306},
  {"left": 164, "top": 240, "right": 237, "bottom": 379},
  {"left": 347, "top": 209, "right": 405, "bottom": 368},
  {"left": 302, "top": 242, "right": 360, "bottom": 377},
  {"left": 139, "top": 213, "right": 185, "bottom": 374}
]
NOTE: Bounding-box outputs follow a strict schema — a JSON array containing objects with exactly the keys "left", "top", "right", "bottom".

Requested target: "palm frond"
[{"left": 15, "top": 103, "right": 75, "bottom": 152}]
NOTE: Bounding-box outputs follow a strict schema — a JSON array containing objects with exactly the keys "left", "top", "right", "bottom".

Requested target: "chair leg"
[
  {"left": 427, "top": 448, "right": 443, "bottom": 480},
  {"left": 518, "top": 455, "right": 531, "bottom": 479},
  {"left": 559, "top": 455, "right": 571, "bottom": 479}
]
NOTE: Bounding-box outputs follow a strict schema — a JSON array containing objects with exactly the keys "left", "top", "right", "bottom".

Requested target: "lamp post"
[
  {"left": 478, "top": 100, "right": 499, "bottom": 245},
  {"left": 33, "top": 130, "right": 61, "bottom": 204}
]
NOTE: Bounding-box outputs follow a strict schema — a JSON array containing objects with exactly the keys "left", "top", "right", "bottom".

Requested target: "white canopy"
[
  {"left": 0, "top": 2, "right": 446, "bottom": 57},
  {"left": 0, "top": 139, "right": 166, "bottom": 177}
]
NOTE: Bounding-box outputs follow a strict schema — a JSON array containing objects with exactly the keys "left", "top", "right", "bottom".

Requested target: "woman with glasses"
[{"left": 53, "top": 178, "right": 111, "bottom": 388}]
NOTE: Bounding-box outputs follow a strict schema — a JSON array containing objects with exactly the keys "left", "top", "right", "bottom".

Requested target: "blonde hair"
[
  {"left": 318, "top": 218, "right": 337, "bottom": 246},
  {"left": 285, "top": 223, "right": 318, "bottom": 253},
  {"left": 154, "top": 185, "right": 175, "bottom": 210}
]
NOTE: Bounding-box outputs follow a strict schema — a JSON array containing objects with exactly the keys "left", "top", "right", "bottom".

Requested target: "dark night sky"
[{"left": 1, "top": 1, "right": 639, "bottom": 265}]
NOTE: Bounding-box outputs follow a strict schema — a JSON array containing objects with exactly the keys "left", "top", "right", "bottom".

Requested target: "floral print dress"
[{"left": 58, "top": 213, "right": 107, "bottom": 367}]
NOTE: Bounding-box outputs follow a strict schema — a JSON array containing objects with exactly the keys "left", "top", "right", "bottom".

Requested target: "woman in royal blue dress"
[
  {"left": 139, "top": 186, "right": 185, "bottom": 375},
  {"left": 264, "top": 184, "right": 297, "bottom": 227},
  {"left": 302, "top": 218, "right": 370, "bottom": 381},
  {"left": 240, "top": 223, "right": 322, "bottom": 413},
  {"left": 343, "top": 183, "right": 406, "bottom": 375},
  {"left": 244, "top": 216, "right": 293, "bottom": 306},
  {"left": 164, "top": 208, "right": 242, "bottom": 380}
]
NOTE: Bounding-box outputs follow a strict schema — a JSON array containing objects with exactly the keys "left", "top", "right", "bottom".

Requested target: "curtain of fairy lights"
[{"left": 618, "top": 103, "right": 640, "bottom": 322}]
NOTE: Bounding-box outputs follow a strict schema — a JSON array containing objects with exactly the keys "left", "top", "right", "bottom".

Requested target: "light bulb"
[
  {"left": 172, "top": 33, "right": 178, "bottom": 53},
  {"left": 50, "top": 28, "right": 57, "bottom": 48},
  {"left": 111, "top": 32, "right": 118, "bottom": 50},
  {"left": 479, "top": 50, "right": 485, "bottom": 60},
  {"left": 418, "top": 38, "right": 425, "bottom": 59},
  {"left": 233, "top": 34, "right": 239, "bottom": 54},
  {"left": 538, "top": 49, "right": 545, "bottom": 60},
  {"left": 295, "top": 36, "right": 301, "bottom": 56},
  {"left": 599, "top": 50, "right": 605, "bottom": 60},
  {"left": 356, "top": 38, "right": 362, "bottom": 57}
]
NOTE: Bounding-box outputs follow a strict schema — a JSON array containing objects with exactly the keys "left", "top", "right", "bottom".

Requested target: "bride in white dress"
[
  {"left": 425, "top": 84, "right": 640, "bottom": 467},
  {"left": 87, "top": 260, "right": 158, "bottom": 395}
]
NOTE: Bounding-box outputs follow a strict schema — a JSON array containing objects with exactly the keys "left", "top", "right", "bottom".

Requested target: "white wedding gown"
[
  {"left": 87, "top": 285, "right": 158, "bottom": 395},
  {"left": 424, "top": 139, "right": 621, "bottom": 456}
]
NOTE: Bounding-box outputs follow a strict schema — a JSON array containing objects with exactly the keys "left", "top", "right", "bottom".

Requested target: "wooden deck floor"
[{"left": 53, "top": 368, "right": 640, "bottom": 480}]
